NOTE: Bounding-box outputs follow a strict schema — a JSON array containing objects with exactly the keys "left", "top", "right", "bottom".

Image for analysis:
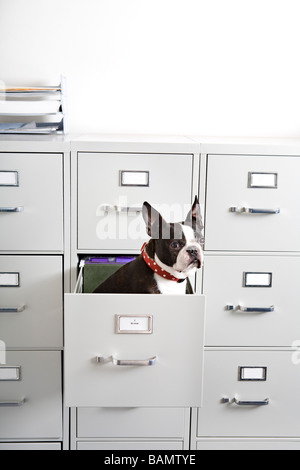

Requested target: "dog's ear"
[
  {"left": 184, "top": 196, "right": 204, "bottom": 234},
  {"left": 142, "top": 202, "right": 168, "bottom": 239}
]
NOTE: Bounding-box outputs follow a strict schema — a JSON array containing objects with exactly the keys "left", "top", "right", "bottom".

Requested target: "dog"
[{"left": 93, "top": 196, "right": 204, "bottom": 294}]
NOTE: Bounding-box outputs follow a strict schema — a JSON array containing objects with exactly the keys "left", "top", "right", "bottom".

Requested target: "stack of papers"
[
  {"left": 0, "top": 77, "right": 67, "bottom": 134},
  {"left": 0, "top": 122, "right": 61, "bottom": 134}
]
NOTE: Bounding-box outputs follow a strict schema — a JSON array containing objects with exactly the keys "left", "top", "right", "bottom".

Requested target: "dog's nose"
[{"left": 187, "top": 247, "right": 199, "bottom": 258}]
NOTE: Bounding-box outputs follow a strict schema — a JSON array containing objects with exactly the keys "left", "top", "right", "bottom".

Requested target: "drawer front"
[
  {"left": 77, "top": 153, "right": 193, "bottom": 250},
  {"left": 0, "top": 153, "right": 63, "bottom": 251},
  {"left": 195, "top": 439, "right": 300, "bottom": 450},
  {"left": 198, "top": 350, "right": 300, "bottom": 437},
  {"left": 77, "top": 441, "right": 184, "bottom": 450},
  {"left": 77, "top": 407, "right": 188, "bottom": 438},
  {"left": 0, "top": 443, "right": 62, "bottom": 450},
  {"left": 205, "top": 155, "right": 300, "bottom": 251},
  {"left": 64, "top": 294, "right": 205, "bottom": 408},
  {"left": 203, "top": 254, "right": 300, "bottom": 347},
  {"left": 0, "top": 256, "right": 63, "bottom": 348},
  {"left": 0, "top": 351, "right": 62, "bottom": 440}
]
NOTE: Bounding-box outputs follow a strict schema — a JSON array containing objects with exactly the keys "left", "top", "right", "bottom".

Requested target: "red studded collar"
[{"left": 141, "top": 242, "right": 179, "bottom": 282}]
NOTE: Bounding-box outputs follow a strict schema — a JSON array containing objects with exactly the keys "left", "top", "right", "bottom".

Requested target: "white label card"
[
  {"left": 249, "top": 172, "right": 277, "bottom": 188},
  {"left": 239, "top": 367, "right": 267, "bottom": 381},
  {"left": 244, "top": 272, "right": 272, "bottom": 288},
  {"left": 0, "top": 171, "right": 18, "bottom": 186},
  {"left": 0, "top": 272, "right": 19, "bottom": 287},
  {"left": 0, "top": 366, "right": 20, "bottom": 381},
  {"left": 120, "top": 171, "right": 149, "bottom": 187},
  {"left": 116, "top": 315, "right": 153, "bottom": 334}
]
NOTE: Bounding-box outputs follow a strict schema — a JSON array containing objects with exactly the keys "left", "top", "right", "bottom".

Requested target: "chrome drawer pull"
[
  {"left": 0, "top": 305, "right": 25, "bottom": 313},
  {"left": 0, "top": 206, "right": 23, "bottom": 213},
  {"left": 0, "top": 398, "right": 25, "bottom": 407},
  {"left": 226, "top": 304, "right": 274, "bottom": 313},
  {"left": 230, "top": 207, "right": 280, "bottom": 214},
  {"left": 223, "top": 396, "right": 269, "bottom": 406},
  {"left": 96, "top": 355, "right": 156, "bottom": 366},
  {"left": 98, "top": 204, "right": 142, "bottom": 215},
  {"left": 117, "top": 206, "right": 143, "bottom": 214}
]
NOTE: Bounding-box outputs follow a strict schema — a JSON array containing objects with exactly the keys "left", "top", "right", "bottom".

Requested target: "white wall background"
[{"left": 1, "top": 0, "right": 300, "bottom": 136}]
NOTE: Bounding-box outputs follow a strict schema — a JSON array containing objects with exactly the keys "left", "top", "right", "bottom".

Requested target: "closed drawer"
[
  {"left": 0, "top": 153, "right": 63, "bottom": 251},
  {"left": 195, "top": 438, "right": 300, "bottom": 450},
  {"left": 0, "top": 351, "right": 62, "bottom": 440},
  {"left": 77, "top": 441, "right": 184, "bottom": 450},
  {"left": 203, "top": 254, "right": 300, "bottom": 347},
  {"left": 0, "top": 255, "right": 63, "bottom": 348},
  {"left": 77, "top": 407, "right": 188, "bottom": 439},
  {"left": 77, "top": 152, "right": 193, "bottom": 250},
  {"left": 64, "top": 294, "right": 205, "bottom": 408},
  {"left": 0, "top": 443, "right": 62, "bottom": 450},
  {"left": 197, "top": 350, "right": 300, "bottom": 437},
  {"left": 205, "top": 155, "right": 300, "bottom": 251}
]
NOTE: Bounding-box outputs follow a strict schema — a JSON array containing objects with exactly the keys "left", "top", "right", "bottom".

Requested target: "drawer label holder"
[
  {"left": 120, "top": 170, "right": 149, "bottom": 187},
  {"left": 115, "top": 314, "right": 153, "bottom": 334},
  {"left": 248, "top": 172, "right": 278, "bottom": 189},
  {"left": 243, "top": 272, "right": 273, "bottom": 288},
  {"left": 239, "top": 366, "right": 267, "bottom": 381},
  {"left": 0, "top": 365, "right": 21, "bottom": 381},
  {"left": 0, "top": 171, "right": 19, "bottom": 187},
  {"left": 0, "top": 272, "right": 20, "bottom": 287}
]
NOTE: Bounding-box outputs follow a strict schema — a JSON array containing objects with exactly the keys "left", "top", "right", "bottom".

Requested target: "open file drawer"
[{"left": 64, "top": 292, "right": 205, "bottom": 408}]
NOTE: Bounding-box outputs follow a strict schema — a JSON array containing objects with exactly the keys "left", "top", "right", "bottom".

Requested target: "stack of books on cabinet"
[{"left": 0, "top": 75, "right": 68, "bottom": 134}]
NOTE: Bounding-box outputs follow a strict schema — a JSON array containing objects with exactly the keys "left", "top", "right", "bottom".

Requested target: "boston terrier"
[{"left": 93, "top": 196, "right": 204, "bottom": 294}]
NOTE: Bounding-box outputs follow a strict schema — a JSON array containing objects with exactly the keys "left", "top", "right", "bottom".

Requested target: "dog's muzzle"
[{"left": 186, "top": 246, "right": 202, "bottom": 268}]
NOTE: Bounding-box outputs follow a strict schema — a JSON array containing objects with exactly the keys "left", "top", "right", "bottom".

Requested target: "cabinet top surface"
[
  {"left": 0, "top": 133, "right": 300, "bottom": 155},
  {"left": 190, "top": 135, "right": 300, "bottom": 155},
  {"left": 71, "top": 133, "right": 200, "bottom": 153},
  {"left": 0, "top": 133, "right": 70, "bottom": 152}
]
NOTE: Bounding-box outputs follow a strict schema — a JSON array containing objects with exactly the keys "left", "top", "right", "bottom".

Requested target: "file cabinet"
[
  {"left": 0, "top": 136, "right": 69, "bottom": 450},
  {"left": 2, "top": 134, "right": 300, "bottom": 451},
  {"left": 69, "top": 135, "right": 202, "bottom": 450},
  {"left": 191, "top": 138, "right": 300, "bottom": 450}
]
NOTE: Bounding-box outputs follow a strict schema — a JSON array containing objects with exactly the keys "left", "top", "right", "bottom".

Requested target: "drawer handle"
[
  {"left": 0, "top": 206, "right": 23, "bottom": 213},
  {"left": 226, "top": 304, "right": 274, "bottom": 313},
  {"left": 0, "top": 305, "right": 25, "bottom": 313},
  {"left": 99, "top": 204, "right": 142, "bottom": 215},
  {"left": 223, "top": 396, "right": 269, "bottom": 406},
  {"left": 96, "top": 355, "right": 157, "bottom": 366},
  {"left": 0, "top": 398, "right": 25, "bottom": 407},
  {"left": 230, "top": 207, "right": 280, "bottom": 214}
]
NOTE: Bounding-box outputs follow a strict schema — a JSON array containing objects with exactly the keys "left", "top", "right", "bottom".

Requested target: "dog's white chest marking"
[{"left": 154, "top": 273, "right": 187, "bottom": 295}]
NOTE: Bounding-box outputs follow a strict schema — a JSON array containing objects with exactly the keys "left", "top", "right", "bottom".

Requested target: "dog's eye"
[{"left": 170, "top": 241, "right": 181, "bottom": 249}]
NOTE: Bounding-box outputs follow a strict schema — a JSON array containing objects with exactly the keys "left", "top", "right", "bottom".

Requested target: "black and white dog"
[{"left": 93, "top": 196, "right": 203, "bottom": 294}]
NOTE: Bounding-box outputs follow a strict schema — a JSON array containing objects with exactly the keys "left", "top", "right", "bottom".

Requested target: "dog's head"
[{"left": 142, "top": 196, "right": 204, "bottom": 279}]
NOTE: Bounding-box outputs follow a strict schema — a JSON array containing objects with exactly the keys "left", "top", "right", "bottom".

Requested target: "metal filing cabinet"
[
  {"left": 2, "top": 134, "right": 300, "bottom": 451},
  {"left": 191, "top": 138, "right": 300, "bottom": 450},
  {"left": 0, "top": 136, "right": 69, "bottom": 450},
  {"left": 68, "top": 135, "right": 204, "bottom": 450}
]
